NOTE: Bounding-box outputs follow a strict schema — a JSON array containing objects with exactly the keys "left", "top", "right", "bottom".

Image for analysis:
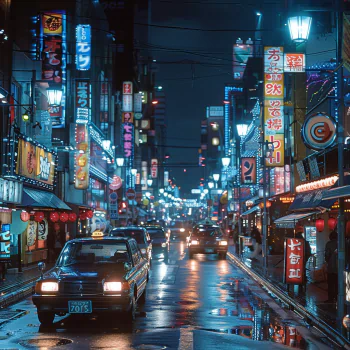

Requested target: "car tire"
[
  {"left": 139, "top": 286, "right": 147, "bottom": 304},
  {"left": 218, "top": 252, "right": 227, "bottom": 260},
  {"left": 126, "top": 296, "right": 136, "bottom": 322},
  {"left": 38, "top": 311, "right": 55, "bottom": 326}
]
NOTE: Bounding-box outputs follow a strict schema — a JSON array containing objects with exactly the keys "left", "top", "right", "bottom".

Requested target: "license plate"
[
  {"left": 68, "top": 300, "right": 92, "bottom": 314},
  {"left": 205, "top": 248, "right": 214, "bottom": 253}
]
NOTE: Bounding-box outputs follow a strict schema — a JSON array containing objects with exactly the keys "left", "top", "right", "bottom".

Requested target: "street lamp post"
[
  {"left": 213, "top": 173, "right": 220, "bottom": 189},
  {"left": 235, "top": 123, "right": 248, "bottom": 257}
]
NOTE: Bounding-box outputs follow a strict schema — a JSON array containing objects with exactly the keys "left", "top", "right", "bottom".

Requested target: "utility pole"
[{"left": 336, "top": 0, "right": 346, "bottom": 333}]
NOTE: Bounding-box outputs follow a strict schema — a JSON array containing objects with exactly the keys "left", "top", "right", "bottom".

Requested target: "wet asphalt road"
[{"left": 0, "top": 242, "right": 337, "bottom": 350}]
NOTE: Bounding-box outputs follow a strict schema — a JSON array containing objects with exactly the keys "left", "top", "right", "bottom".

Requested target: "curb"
[
  {"left": 0, "top": 279, "right": 37, "bottom": 309},
  {"left": 227, "top": 251, "right": 350, "bottom": 350}
]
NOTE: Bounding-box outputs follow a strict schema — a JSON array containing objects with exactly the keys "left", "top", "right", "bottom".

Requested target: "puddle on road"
[
  {"left": 209, "top": 279, "right": 311, "bottom": 349},
  {"left": 19, "top": 337, "right": 72, "bottom": 348}
]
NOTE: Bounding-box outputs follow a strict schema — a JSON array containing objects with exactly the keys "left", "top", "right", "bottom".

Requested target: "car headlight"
[
  {"left": 103, "top": 282, "right": 122, "bottom": 292},
  {"left": 41, "top": 282, "right": 59, "bottom": 292},
  {"left": 180, "top": 228, "right": 185, "bottom": 232},
  {"left": 219, "top": 241, "right": 228, "bottom": 246},
  {"left": 141, "top": 248, "right": 147, "bottom": 255},
  {"left": 191, "top": 240, "right": 199, "bottom": 245},
  {"left": 161, "top": 242, "right": 167, "bottom": 247}
]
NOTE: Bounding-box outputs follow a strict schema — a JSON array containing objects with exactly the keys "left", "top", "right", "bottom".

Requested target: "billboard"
[
  {"left": 264, "top": 46, "right": 284, "bottom": 167},
  {"left": 76, "top": 79, "right": 90, "bottom": 124},
  {"left": 41, "top": 12, "right": 65, "bottom": 127},
  {"left": 284, "top": 53, "right": 305, "bottom": 73},
  {"left": 15, "top": 138, "right": 56, "bottom": 188},
  {"left": 76, "top": 24, "right": 91, "bottom": 71},
  {"left": 241, "top": 157, "right": 257, "bottom": 185},
  {"left": 74, "top": 124, "right": 90, "bottom": 190},
  {"left": 284, "top": 238, "right": 305, "bottom": 285}
]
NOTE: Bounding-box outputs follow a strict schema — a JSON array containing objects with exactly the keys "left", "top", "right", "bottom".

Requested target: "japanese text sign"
[
  {"left": 264, "top": 46, "right": 285, "bottom": 167},
  {"left": 123, "top": 123, "right": 134, "bottom": 159},
  {"left": 0, "top": 178, "right": 23, "bottom": 204},
  {"left": 241, "top": 157, "right": 256, "bottom": 184},
  {"left": 284, "top": 238, "right": 305, "bottom": 284},
  {"left": 76, "top": 24, "right": 91, "bottom": 71},
  {"left": 41, "top": 12, "right": 65, "bottom": 128},
  {"left": 284, "top": 53, "right": 305, "bottom": 73},
  {"left": 151, "top": 159, "right": 158, "bottom": 179},
  {"left": 264, "top": 46, "right": 284, "bottom": 74},
  {"left": 76, "top": 79, "right": 90, "bottom": 124},
  {"left": 0, "top": 224, "right": 10, "bottom": 261},
  {"left": 74, "top": 124, "right": 90, "bottom": 190},
  {"left": 15, "top": 138, "right": 56, "bottom": 188},
  {"left": 123, "top": 94, "right": 133, "bottom": 112},
  {"left": 123, "top": 81, "right": 133, "bottom": 95}
]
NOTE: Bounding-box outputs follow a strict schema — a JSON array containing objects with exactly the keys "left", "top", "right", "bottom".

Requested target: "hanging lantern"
[
  {"left": 69, "top": 213, "right": 77, "bottom": 222},
  {"left": 50, "top": 211, "right": 60, "bottom": 223},
  {"left": 346, "top": 220, "right": 350, "bottom": 238},
  {"left": 315, "top": 218, "right": 325, "bottom": 233},
  {"left": 80, "top": 212, "right": 87, "bottom": 220},
  {"left": 259, "top": 201, "right": 272, "bottom": 209},
  {"left": 86, "top": 210, "right": 94, "bottom": 219},
  {"left": 143, "top": 198, "right": 149, "bottom": 206},
  {"left": 60, "top": 212, "right": 69, "bottom": 223},
  {"left": 328, "top": 217, "right": 337, "bottom": 231},
  {"left": 54, "top": 223, "right": 60, "bottom": 231},
  {"left": 34, "top": 211, "right": 45, "bottom": 223},
  {"left": 20, "top": 211, "right": 30, "bottom": 222}
]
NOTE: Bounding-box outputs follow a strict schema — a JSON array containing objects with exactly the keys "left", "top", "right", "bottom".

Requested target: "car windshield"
[
  {"left": 171, "top": 221, "right": 185, "bottom": 228},
  {"left": 110, "top": 230, "right": 145, "bottom": 244},
  {"left": 147, "top": 229, "right": 166, "bottom": 239},
  {"left": 56, "top": 241, "right": 131, "bottom": 267},
  {"left": 192, "top": 227, "right": 222, "bottom": 237}
]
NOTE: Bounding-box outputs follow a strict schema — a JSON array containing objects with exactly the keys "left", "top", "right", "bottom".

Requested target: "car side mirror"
[
  {"left": 38, "top": 262, "right": 46, "bottom": 278},
  {"left": 124, "top": 262, "right": 132, "bottom": 272}
]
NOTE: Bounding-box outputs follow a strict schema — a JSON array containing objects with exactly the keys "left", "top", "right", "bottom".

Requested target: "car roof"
[
  {"left": 142, "top": 225, "right": 164, "bottom": 229},
  {"left": 194, "top": 224, "right": 220, "bottom": 229},
  {"left": 111, "top": 226, "right": 146, "bottom": 232},
  {"left": 69, "top": 236, "right": 135, "bottom": 244}
]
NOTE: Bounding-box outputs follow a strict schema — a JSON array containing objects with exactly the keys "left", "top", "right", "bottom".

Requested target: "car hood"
[
  {"left": 152, "top": 237, "right": 167, "bottom": 244},
  {"left": 45, "top": 264, "right": 126, "bottom": 282}
]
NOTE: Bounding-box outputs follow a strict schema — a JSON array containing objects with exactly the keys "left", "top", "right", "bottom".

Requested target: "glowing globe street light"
[
  {"left": 221, "top": 156, "right": 231, "bottom": 167},
  {"left": 236, "top": 123, "right": 249, "bottom": 138},
  {"left": 287, "top": 15, "right": 312, "bottom": 43}
]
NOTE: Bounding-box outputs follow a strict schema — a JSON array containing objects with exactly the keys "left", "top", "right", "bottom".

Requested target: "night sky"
[{"left": 149, "top": 0, "right": 284, "bottom": 195}]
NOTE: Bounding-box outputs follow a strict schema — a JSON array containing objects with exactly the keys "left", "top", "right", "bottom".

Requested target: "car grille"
[
  {"left": 60, "top": 282, "right": 102, "bottom": 295},
  {"left": 199, "top": 240, "right": 217, "bottom": 245}
]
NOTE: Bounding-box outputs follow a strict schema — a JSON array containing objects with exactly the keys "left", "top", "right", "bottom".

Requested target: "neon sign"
[{"left": 76, "top": 24, "right": 91, "bottom": 71}]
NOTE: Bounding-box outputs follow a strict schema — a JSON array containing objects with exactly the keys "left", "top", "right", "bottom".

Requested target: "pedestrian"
[
  {"left": 324, "top": 230, "right": 338, "bottom": 303},
  {"left": 47, "top": 224, "right": 65, "bottom": 263},
  {"left": 250, "top": 225, "right": 262, "bottom": 260}
]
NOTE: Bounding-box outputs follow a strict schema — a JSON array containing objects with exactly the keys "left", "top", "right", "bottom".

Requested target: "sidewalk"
[
  {"left": 0, "top": 263, "right": 53, "bottom": 308},
  {"left": 227, "top": 245, "right": 340, "bottom": 339}
]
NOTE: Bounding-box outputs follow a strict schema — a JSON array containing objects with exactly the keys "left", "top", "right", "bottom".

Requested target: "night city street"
[
  {"left": 1, "top": 0, "right": 350, "bottom": 349},
  {"left": 0, "top": 242, "right": 335, "bottom": 349}
]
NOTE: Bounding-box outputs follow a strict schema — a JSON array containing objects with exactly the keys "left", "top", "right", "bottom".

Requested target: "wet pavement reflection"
[{"left": 0, "top": 241, "right": 337, "bottom": 349}]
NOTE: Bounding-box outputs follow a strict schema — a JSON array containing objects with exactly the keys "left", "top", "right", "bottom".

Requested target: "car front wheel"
[
  {"left": 38, "top": 311, "right": 55, "bottom": 326},
  {"left": 125, "top": 296, "right": 136, "bottom": 322}
]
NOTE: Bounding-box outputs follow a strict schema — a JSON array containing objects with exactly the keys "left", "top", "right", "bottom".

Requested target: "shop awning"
[
  {"left": 274, "top": 211, "right": 319, "bottom": 227},
  {"left": 21, "top": 188, "right": 71, "bottom": 210},
  {"left": 288, "top": 189, "right": 336, "bottom": 212},
  {"left": 241, "top": 206, "right": 260, "bottom": 216},
  {"left": 322, "top": 185, "right": 350, "bottom": 200},
  {"left": 137, "top": 208, "right": 148, "bottom": 217}
]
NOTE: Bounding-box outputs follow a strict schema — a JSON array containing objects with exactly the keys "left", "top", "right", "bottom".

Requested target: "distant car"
[
  {"left": 188, "top": 224, "right": 228, "bottom": 259},
  {"left": 169, "top": 220, "right": 190, "bottom": 241},
  {"left": 110, "top": 227, "right": 152, "bottom": 264},
  {"left": 143, "top": 225, "right": 169, "bottom": 260},
  {"left": 32, "top": 236, "right": 149, "bottom": 326}
]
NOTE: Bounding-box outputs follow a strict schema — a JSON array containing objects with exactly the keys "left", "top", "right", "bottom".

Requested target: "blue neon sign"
[{"left": 76, "top": 24, "right": 91, "bottom": 71}]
